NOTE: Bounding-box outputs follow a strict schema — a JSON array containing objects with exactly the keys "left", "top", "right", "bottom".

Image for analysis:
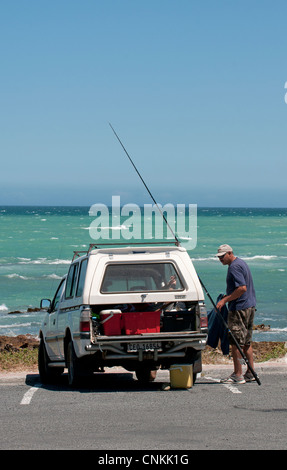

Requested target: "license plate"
[{"left": 127, "top": 342, "right": 162, "bottom": 352}]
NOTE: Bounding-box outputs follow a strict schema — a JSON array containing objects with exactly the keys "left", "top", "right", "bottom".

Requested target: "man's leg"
[
  {"left": 243, "top": 343, "right": 254, "bottom": 372},
  {"left": 228, "top": 310, "right": 245, "bottom": 377},
  {"left": 231, "top": 344, "right": 243, "bottom": 377}
]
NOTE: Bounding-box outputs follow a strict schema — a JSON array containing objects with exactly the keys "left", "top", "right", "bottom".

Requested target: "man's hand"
[
  {"left": 216, "top": 286, "right": 247, "bottom": 311},
  {"left": 216, "top": 297, "right": 226, "bottom": 311}
]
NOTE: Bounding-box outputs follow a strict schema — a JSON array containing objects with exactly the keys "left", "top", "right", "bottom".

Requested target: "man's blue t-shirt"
[{"left": 226, "top": 257, "right": 256, "bottom": 311}]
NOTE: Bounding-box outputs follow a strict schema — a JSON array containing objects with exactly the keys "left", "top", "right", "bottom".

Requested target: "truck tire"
[
  {"left": 135, "top": 367, "right": 157, "bottom": 383},
  {"left": 67, "top": 341, "right": 81, "bottom": 387},
  {"left": 38, "top": 338, "right": 64, "bottom": 384}
]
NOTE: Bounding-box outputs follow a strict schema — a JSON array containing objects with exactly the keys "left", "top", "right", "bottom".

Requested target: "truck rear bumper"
[{"left": 85, "top": 332, "right": 207, "bottom": 361}]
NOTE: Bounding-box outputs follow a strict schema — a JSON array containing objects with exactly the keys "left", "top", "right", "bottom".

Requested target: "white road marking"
[
  {"left": 20, "top": 384, "right": 42, "bottom": 405},
  {"left": 204, "top": 376, "right": 242, "bottom": 394}
]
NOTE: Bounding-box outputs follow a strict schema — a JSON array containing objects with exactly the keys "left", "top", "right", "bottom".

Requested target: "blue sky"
[{"left": 0, "top": 0, "right": 287, "bottom": 207}]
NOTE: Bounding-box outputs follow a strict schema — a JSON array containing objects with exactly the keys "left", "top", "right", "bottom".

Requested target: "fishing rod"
[
  {"left": 109, "top": 123, "right": 261, "bottom": 386},
  {"left": 109, "top": 123, "right": 180, "bottom": 246},
  {"left": 199, "top": 278, "right": 261, "bottom": 385}
]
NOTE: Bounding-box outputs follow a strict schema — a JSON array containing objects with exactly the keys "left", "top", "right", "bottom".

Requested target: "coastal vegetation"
[{"left": 0, "top": 336, "right": 286, "bottom": 372}]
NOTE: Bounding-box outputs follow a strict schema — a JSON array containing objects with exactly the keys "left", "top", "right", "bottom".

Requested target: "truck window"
[
  {"left": 65, "top": 263, "right": 79, "bottom": 299},
  {"left": 51, "top": 278, "right": 66, "bottom": 312},
  {"left": 101, "top": 263, "right": 184, "bottom": 293},
  {"left": 76, "top": 258, "right": 88, "bottom": 297}
]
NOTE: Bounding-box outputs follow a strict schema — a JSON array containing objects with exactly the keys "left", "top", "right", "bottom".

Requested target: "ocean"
[{"left": 0, "top": 205, "right": 286, "bottom": 342}]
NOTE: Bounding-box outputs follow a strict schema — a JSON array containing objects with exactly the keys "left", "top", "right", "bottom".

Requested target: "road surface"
[{"left": 0, "top": 361, "right": 286, "bottom": 451}]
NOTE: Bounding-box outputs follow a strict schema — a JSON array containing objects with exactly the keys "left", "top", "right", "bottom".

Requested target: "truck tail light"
[
  {"left": 80, "top": 321, "right": 90, "bottom": 332},
  {"left": 199, "top": 304, "right": 208, "bottom": 329},
  {"left": 80, "top": 308, "right": 91, "bottom": 332}
]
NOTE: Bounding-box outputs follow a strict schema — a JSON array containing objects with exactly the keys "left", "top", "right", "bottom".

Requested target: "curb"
[{"left": 0, "top": 357, "right": 286, "bottom": 380}]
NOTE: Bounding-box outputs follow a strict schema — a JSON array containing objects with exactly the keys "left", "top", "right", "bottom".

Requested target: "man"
[{"left": 215, "top": 244, "right": 257, "bottom": 384}]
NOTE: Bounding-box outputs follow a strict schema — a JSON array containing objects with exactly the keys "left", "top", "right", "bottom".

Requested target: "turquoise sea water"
[{"left": 0, "top": 206, "right": 286, "bottom": 341}]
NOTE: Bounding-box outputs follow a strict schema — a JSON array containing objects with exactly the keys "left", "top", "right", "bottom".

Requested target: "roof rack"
[
  {"left": 72, "top": 250, "right": 89, "bottom": 261},
  {"left": 72, "top": 241, "right": 179, "bottom": 261},
  {"left": 87, "top": 241, "right": 179, "bottom": 253}
]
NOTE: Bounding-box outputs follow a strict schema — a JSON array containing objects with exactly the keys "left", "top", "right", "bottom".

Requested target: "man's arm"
[{"left": 216, "top": 285, "right": 247, "bottom": 311}]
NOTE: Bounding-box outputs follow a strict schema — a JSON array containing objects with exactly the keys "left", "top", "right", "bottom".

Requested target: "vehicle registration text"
[{"left": 127, "top": 342, "right": 162, "bottom": 352}]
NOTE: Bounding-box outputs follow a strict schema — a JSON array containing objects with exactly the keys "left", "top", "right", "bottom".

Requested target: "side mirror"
[{"left": 40, "top": 299, "right": 51, "bottom": 310}]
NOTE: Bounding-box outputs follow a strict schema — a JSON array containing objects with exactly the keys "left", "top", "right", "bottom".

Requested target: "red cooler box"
[
  {"left": 122, "top": 311, "right": 161, "bottom": 335},
  {"left": 100, "top": 309, "right": 122, "bottom": 336}
]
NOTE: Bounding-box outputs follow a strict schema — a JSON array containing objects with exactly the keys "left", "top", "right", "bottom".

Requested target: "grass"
[
  {"left": 257, "top": 342, "right": 287, "bottom": 362},
  {"left": 0, "top": 348, "right": 38, "bottom": 372},
  {"left": 202, "top": 341, "right": 287, "bottom": 364}
]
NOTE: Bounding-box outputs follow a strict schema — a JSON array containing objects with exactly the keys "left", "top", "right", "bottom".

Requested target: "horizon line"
[{"left": 1, "top": 204, "right": 287, "bottom": 210}]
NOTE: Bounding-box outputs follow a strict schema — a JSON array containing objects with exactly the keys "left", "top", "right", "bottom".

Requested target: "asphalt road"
[{"left": 0, "top": 362, "right": 286, "bottom": 451}]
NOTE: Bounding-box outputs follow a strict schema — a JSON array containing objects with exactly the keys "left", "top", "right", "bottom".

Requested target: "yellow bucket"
[{"left": 169, "top": 364, "right": 193, "bottom": 389}]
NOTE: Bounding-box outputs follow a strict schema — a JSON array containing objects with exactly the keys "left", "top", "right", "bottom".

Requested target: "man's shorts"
[{"left": 228, "top": 307, "right": 255, "bottom": 346}]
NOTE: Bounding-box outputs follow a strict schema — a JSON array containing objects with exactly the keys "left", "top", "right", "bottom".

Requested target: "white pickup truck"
[{"left": 39, "top": 244, "right": 208, "bottom": 386}]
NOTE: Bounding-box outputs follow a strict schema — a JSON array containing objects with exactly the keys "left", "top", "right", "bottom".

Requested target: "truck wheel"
[
  {"left": 67, "top": 341, "right": 81, "bottom": 387},
  {"left": 135, "top": 367, "right": 157, "bottom": 383},
  {"left": 38, "top": 339, "right": 63, "bottom": 384}
]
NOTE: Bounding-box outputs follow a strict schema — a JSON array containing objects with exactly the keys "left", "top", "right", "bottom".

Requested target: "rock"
[
  {"left": 253, "top": 324, "right": 270, "bottom": 331},
  {"left": 9, "top": 307, "right": 43, "bottom": 314},
  {"left": 0, "top": 335, "right": 39, "bottom": 352},
  {"left": 161, "top": 383, "right": 171, "bottom": 391}
]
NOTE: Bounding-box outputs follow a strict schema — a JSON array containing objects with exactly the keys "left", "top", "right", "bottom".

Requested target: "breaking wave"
[
  {"left": 7, "top": 273, "right": 29, "bottom": 280},
  {"left": 191, "top": 255, "right": 280, "bottom": 262},
  {"left": 241, "top": 255, "right": 278, "bottom": 261},
  {"left": 17, "top": 257, "right": 70, "bottom": 265},
  {"left": 43, "top": 274, "right": 62, "bottom": 280}
]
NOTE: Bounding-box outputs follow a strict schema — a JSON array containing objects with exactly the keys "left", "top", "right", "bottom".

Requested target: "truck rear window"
[{"left": 101, "top": 263, "right": 184, "bottom": 293}]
